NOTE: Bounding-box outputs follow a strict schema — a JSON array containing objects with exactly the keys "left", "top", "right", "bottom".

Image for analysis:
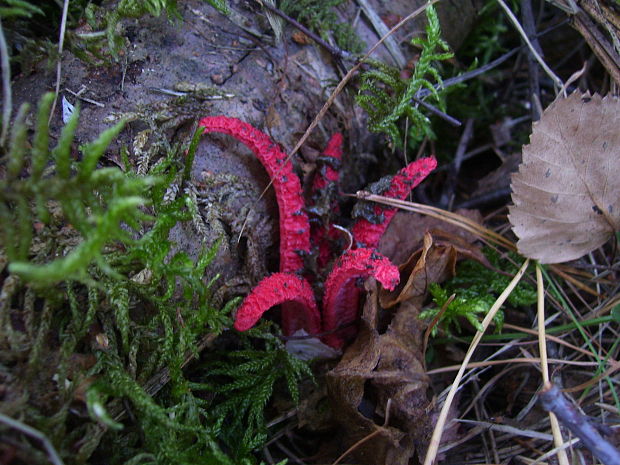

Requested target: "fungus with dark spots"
[
  {"left": 311, "top": 132, "right": 343, "bottom": 191},
  {"left": 233, "top": 272, "right": 321, "bottom": 335},
  {"left": 198, "top": 116, "right": 437, "bottom": 351},
  {"left": 321, "top": 248, "right": 400, "bottom": 348},
  {"left": 198, "top": 116, "right": 310, "bottom": 274},
  {"left": 351, "top": 156, "right": 437, "bottom": 249},
  {"left": 310, "top": 133, "right": 344, "bottom": 269}
]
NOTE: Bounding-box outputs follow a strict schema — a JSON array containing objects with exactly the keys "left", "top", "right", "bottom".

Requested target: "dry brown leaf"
[
  {"left": 380, "top": 231, "right": 488, "bottom": 309},
  {"left": 509, "top": 91, "right": 620, "bottom": 263},
  {"left": 378, "top": 209, "right": 484, "bottom": 266},
  {"left": 326, "top": 280, "right": 433, "bottom": 465}
]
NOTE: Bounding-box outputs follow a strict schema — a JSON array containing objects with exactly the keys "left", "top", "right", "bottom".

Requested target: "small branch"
[
  {"left": 496, "top": 0, "right": 564, "bottom": 90},
  {"left": 411, "top": 96, "right": 462, "bottom": 127},
  {"left": 256, "top": 0, "right": 352, "bottom": 63},
  {"left": 439, "top": 118, "right": 473, "bottom": 209},
  {"left": 521, "top": 0, "right": 542, "bottom": 121},
  {"left": 0, "top": 412, "right": 65, "bottom": 465},
  {"left": 539, "top": 383, "right": 620, "bottom": 465},
  {"left": 0, "top": 17, "right": 11, "bottom": 146},
  {"left": 454, "top": 187, "right": 511, "bottom": 209}
]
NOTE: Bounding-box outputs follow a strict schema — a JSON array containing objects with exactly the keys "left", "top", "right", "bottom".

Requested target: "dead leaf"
[
  {"left": 378, "top": 209, "right": 484, "bottom": 265},
  {"left": 509, "top": 91, "right": 620, "bottom": 263},
  {"left": 326, "top": 280, "right": 433, "bottom": 465},
  {"left": 380, "top": 231, "right": 488, "bottom": 309}
]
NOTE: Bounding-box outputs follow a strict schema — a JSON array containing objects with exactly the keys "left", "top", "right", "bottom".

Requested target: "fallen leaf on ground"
[
  {"left": 509, "top": 91, "right": 620, "bottom": 263},
  {"left": 326, "top": 280, "right": 432, "bottom": 465},
  {"left": 380, "top": 231, "right": 488, "bottom": 309},
  {"left": 378, "top": 209, "right": 484, "bottom": 265}
]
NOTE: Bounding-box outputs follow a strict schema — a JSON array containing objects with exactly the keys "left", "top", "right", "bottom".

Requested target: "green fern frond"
[
  {"left": 0, "top": 93, "right": 161, "bottom": 285},
  {"left": 1, "top": 95, "right": 247, "bottom": 463},
  {"left": 356, "top": 4, "right": 453, "bottom": 147},
  {"left": 420, "top": 249, "right": 536, "bottom": 336},
  {"left": 197, "top": 331, "right": 313, "bottom": 457}
]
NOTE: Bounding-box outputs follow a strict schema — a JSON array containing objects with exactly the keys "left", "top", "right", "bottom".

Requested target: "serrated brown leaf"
[{"left": 509, "top": 91, "right": 620, "bottom": 264}]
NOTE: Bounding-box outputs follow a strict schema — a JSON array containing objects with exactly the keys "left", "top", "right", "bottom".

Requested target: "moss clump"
[{"left": 0, "top": 93, "right": 310, "bottom": 464}]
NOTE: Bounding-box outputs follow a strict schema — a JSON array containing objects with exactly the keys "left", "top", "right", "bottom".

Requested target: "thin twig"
[
  {"left": 0, "top": 17, "right": 11, "bottom": 146},
  {"left": 440, "top": 118, "right": 473, "bottom": 209},
  {"left": 536, "top": 264, "right": 570, "bottom": 465},
  {"left": 0, "top": 412, "right": 65, "bottom": 465},
  {"left": 422, "top": 259, "right": 530, "bottom": 465},
  {"left": 454, "top": 187, "right": 512, "bottom": 209},
  {"left": 521, "top": 0, "right": 542, "bottom": 121},
  {"left": 540, "top": 383, "right": 620, "bottom": 465},
  {"left": 256, "top": 0, "right": 352, "bottom": 62},
  {"left": 411, "top": 96, "right": 462, "bottom": 127},
  {"left": 49, "top": 0, "right": 71, "bottom": 125},
  {"left": 495, "top": 0, "right": 564, "bottom": 90},
  {"left": 356, "top": 0, "right": 406, "bottom": 67}
]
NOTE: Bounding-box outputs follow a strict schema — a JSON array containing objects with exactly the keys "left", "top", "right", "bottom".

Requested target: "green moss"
[
  {"left": 280, "top": 0, "right": 364, "bottom": 53},
  {"left": 0, "top": 93, "right": 308, "bottom": 464}
]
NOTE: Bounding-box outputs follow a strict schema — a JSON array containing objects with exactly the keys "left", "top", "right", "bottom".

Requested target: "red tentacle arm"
[
  {"left": 351, "top": 156, "right": 437, "bottom": 249},
  {"left": 233, "top": 273, "right": 321, "bottom": 336},
  {"left": 321, "top": 248, "right": 400, "bottom": 348},
  {"left": 311, "top": 132, "right": 343, "bottom": 191},
  {"left": 199, "top": 116, "right": 310, "bottom": 274},
  {"left": 310, "top": 133, "right": 344, "bottom": 268}
]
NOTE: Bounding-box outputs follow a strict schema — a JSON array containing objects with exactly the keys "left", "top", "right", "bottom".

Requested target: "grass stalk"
[{"left": 423, "top": 258, "right": 530, "bottom": 465}]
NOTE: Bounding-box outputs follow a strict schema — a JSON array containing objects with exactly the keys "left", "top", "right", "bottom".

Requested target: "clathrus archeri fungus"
[{"left": 199, "top": 116, "right": 436, "bottom": 349}]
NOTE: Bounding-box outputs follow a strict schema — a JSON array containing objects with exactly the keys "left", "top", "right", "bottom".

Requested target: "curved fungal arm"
[
  {"left": 199, "top": 116, "right": 310, "bottom": 274},
  {"left": 233, "top": 273, "right": 321, "bottom": 336},
  {"left": 321, "top": 248, "right": 400, "bottom": 348},
  {"left": 351, "top": 156, "right": 437, "bottom": 249}
]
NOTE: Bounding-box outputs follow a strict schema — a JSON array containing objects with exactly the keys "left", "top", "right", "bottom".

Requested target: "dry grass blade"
[
  {"left": 353, "top": 192, "right": 516, "bottom": 250},
  {"left": 422, "top": 259, "right": 530, "bottom": 465},
  {"left": 425, "top": 356, "right": 603, "bottom": 375},
  {"left": 0, "top": 412, "right": 64, "bottom": 465},
  {"left": 536, "top": 264, "right": 569, "bottom": 465},
  {"left": 495, "top": 0, "right": 564, "bottom": 90}
]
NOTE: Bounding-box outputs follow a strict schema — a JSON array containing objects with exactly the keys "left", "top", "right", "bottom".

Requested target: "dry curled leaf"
[
  {"left": 509, "top": 91, "right": 620, "bottom": 264},
  {"left": 326, "top": 280, "right": 433, "bottom": 465}
]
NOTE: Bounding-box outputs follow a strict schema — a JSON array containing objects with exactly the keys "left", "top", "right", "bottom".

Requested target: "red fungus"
[
  {"left": 321, "top": 248, "right": 400, "bottom": 348},
  {"left": 351, "top": 156, "right": 437, "bottom": 249},
  {"left": 199, "top": 116, "right": 310, "bottom": 274},
  {"left": 311, "top": 132, "right": 343, "bottom": 191},
  {"left": 233, "top": 273, "right": 321, "bottom": 335},
  {"left": 199, "top": 116, "right": 437, "bottom": 351},
  {"left": 310, "top": 133, "right": 344, "bottom": 269}
]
